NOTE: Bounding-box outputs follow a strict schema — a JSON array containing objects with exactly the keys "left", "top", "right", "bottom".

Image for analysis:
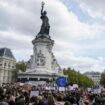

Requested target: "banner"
[{"left": 56, "top": 76, "right": 67, "bottom": 87}]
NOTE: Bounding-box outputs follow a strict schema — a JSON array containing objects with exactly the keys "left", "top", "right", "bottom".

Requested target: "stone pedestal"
[{"left": 18, "top": 35, "right": 64, "bottom": 83}]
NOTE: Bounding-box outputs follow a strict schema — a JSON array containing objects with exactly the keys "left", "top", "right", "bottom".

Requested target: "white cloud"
[
  {"left": 75, "top": 0, "right": 105, "bottom": 20},
  {"left": 0, "top": 0, "right": 105, "bottom": 73}
]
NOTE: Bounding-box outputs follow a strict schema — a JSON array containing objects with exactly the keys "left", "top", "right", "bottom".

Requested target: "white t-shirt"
[{"left": 55, "top": 101, "right": 65, "bottom": 105}]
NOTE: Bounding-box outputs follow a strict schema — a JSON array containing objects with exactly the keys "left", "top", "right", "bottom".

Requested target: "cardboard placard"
[{"left": 30, "top": 90, "right": 39, "bottom": 97}]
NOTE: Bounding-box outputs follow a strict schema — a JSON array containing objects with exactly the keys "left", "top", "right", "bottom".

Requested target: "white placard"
[
  {"left": 73, "top": 84, "right": 78, "bottom": 88},
  {"left": 30, "top": 91, "right": 39, "bottom": 97},
  {"left": 93, "top": 89, "right": 101, "bottom": 94},
  {"left": 70, "top": 86, "right": 74, "bottom": 91},
  {"left": 87, "top": 88, "right": 91, "bottom": 92},
  {"left": 59, "top": 87, "right": 65, "bottom": 91}
]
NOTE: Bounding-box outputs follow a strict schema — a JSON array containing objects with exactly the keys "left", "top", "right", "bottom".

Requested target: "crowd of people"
[{"left": 0, "top": 83, "right": 105, "bottom": 105}]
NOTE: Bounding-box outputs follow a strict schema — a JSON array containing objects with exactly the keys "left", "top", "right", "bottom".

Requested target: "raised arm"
[{"left": 41, "top": 1, "right": 45, "bottom": 15}]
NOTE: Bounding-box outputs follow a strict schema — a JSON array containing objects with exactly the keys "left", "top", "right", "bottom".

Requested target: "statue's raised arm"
[{"left": 41, "top": 1, "right": 44, "bottom": 15}]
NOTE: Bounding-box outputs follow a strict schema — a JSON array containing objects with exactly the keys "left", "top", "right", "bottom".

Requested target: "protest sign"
[
  {"left": 73, "top": 84, "right": 78, "bottom": 89},
  {"left": 59, "top": 87, "right": 65, "bottom": 91},
  {"left": 30, "top": 90, "right": 39, "bottom": 97}
]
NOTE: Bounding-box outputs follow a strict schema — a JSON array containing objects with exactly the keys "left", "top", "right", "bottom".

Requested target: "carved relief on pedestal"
[
  {"left": 51, "top": 53, "right": 62, "bottom": 74},
  {"left": 46, "top": 44, "right": 52, "bottom": 53},
  {"left": 36, "top": 50, "right": 46, "bottom": 66},
  {"left": 52, "top": 58, "right": 58, "bottom": 70},
  {"left": 51, "top": 53, "right": 57, "bottom": 70},
  {"left": 26, "top": 55, "right": 34, "bottom": 69},
  {"left": 34, "top": 46, "right": 37, "bottom": 53},
  {"left": 34, "top": 46, "right": 37, "bottom": 64}
]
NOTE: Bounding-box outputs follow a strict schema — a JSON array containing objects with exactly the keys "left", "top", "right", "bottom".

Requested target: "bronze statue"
[{"left": 38, "top": 2, "right": 50, "bottom": 35}]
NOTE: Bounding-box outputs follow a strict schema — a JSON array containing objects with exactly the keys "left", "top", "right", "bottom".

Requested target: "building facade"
[
  {"left": 0, "top": 48, "right": 16, "bottom": 83},
  {"left": 84, "top": 72, "right": 101, "bottom": 85}
]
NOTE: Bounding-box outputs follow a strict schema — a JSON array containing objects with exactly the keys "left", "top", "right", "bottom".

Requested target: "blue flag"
[{"left": 56, "top": 76, "right": 67, "bottom": 87}]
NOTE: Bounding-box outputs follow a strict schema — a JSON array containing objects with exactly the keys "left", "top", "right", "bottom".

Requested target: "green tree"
[
  {"left": 100, "top": 71, "right": 105, "bottom": 87},
  {"left": 12, "top": 61, "right": 27, "bottom": 81},
  {"left": 63, "top": 68, "right": 94, "bottom": 88}
]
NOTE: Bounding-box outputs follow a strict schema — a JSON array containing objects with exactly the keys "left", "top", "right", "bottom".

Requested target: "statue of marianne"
[{"left": 38, "top": 2, "right": 50, "bottom": 35}]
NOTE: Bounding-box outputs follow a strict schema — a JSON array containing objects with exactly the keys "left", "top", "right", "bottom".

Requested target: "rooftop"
[
  {"left": 84, "top": 71, "right": 101, "bottom": 75},
  {"left": 0, "top": 48, "right": 15, "bottom": 59}
]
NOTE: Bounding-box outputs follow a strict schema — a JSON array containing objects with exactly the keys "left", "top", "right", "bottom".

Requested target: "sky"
[{"left": 0, "top": 0, "right": 105, "bottom": 73}]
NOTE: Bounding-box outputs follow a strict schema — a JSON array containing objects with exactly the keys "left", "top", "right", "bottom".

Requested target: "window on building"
[
  {"left": 8, "top": 63, "right": 10, "bottom": 68},
  {"left": 0, "top": 61, "right": 2, "bottom": 66},
  {"left": 12, "top": 66, "right": 14, "bottom": 69},
  {"left": 4, "top": 62, "right": 6, "bottom": 66},
  {"left": 4, "top": 62, "right": 7, "bottom": 68},
  {"left": 3, "top": 76, "right": 5, "bottom": 81}
]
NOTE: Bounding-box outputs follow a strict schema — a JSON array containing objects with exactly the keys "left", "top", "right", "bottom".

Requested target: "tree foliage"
[
  {"left": 63, "top": 67, "right": 94, "bottom": 88},
  {"left": 100, "top": 71, "right": 105, "bottom": 87},
  {"left": 12, "top": 61, "right": 27, "bottom": 81}
]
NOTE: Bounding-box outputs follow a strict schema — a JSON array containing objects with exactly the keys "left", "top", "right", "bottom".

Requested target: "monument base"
[{"left": 18, "top": 72, "right": 65, "bottom": 83}]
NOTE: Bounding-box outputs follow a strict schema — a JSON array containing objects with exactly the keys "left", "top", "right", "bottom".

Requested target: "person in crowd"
[
  {"left": 0, "top": 87, "right": 9, "bottom": 105},
  {"left": 15, "top": 90, "right": 25, "bottom": 105},
  {"left": 37, "top": 96, "right": 43, "bottom": 105},
  {"left": 47, "top": 94, "right": 55, "bottom": 105},
  {"left": 69, "top": 96, "right": 77, "bottom": 105},
  {"left": 64, "top": 101, "right": 71, "bottom": 105},
  {"left": 41, "top": 93, "right": 48, "bottom": 105},
  {"left": 55, "top": 94, "right": 65, "bottom": 105},
  {"left": 29, "top": 96, "right": 37, "bottom": 105}
]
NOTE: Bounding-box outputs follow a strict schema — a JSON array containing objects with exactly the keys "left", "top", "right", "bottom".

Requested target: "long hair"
[{"left": 47, "top": 94, "right": 55, "bottom": 105}]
